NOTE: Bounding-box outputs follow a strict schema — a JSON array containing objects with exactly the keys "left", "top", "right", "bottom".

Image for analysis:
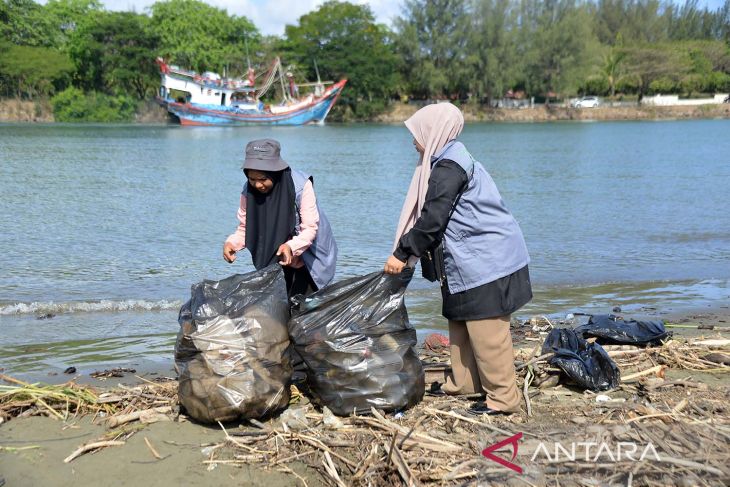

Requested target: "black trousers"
[{"left": 283, "top": 266, "right": 318, "bottom": 298}]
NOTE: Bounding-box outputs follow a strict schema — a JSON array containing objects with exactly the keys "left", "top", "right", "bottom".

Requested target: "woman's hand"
[
  {"left": 384, "top": 255, "right": 406, "bottom": 274},
  {"left": 223, "top": 242, "right": 237, "bottom": 263},
  {"left": 277, "top": 243, "right": 293, "bottom": 266}
]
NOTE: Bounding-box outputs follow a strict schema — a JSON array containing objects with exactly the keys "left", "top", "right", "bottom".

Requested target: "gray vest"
[
  {"left": 434, "top": 141, "right": 530, "bottom": 294},
  {"left": 290, "top": 169, "right": 338, "bottom": 289},
  {"left": 242, "top": 170, "right": 337, "bottom": 289}
]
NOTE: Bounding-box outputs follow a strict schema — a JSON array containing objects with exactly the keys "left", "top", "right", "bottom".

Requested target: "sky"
[{"left": 39, "top": 0, "right": 727, "bottom": 37}]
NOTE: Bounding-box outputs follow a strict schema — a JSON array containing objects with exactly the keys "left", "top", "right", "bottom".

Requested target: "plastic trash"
[
  {"left": 424, "top": 333, "right": 449, "bottom": 351},
  {"left": 175, "top": 265, "right": 292, "bottom": 424},
  {"left": 280, "top": 408, "right": 309, "bottom": 430},
  {"left": 322, "top": 406, "right": 344, "bottom": 429},
  {"left": 541, "top": 328, "right": 620, "bottom": 391},
  {"left": 288, "top": 269, "right": 425, "bottom": 416},
  {"left": 575, "top": 314, "right": 670, "bottom": 346}
]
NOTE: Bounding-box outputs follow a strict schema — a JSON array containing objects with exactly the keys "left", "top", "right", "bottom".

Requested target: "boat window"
[{"left": 221, "top": 93, "right": 226, "bottom": 106}]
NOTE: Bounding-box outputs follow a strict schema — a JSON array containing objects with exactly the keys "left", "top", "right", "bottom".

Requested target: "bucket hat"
[{"left": 242, "top": 139, "right": 289, "bottom": 171}]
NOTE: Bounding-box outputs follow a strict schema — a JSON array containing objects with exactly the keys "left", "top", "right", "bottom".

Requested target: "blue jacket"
[
  {"left": 290, "top": 169, "right": 338, "bottom": 289},
  {"left": 241, "top": 169, "right": 337, "bottom": 289},
  {"left": 438, "top": 141, "right": 530, "bottom": 293},
  {"left": 396, "top": 141, "right": 530, "bottom": 294}
]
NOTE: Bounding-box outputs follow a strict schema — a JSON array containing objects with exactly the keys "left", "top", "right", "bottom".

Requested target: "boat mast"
[
  {"left": 314, "top": 59, "right": 322, "bottom": 84},
  {"left": 244, "top": 33, "right": 252, "bottom": 71},
  {"left": 313, "top": 59, "right": 324, "bottom": 97},
  {"left": 278, "top": 57, "right": 290, "bottom": 103}
]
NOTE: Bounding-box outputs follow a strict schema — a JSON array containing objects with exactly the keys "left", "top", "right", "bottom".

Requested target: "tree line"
[{"left": 1, "top": 0, "right": 729, "bottom": 121}]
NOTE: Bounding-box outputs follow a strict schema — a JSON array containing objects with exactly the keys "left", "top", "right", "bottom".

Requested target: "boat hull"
[{"left": 163, "top": 80, "right": 346, "bottom": 126}]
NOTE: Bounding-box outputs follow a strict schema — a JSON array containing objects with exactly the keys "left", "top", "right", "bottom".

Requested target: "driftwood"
[
  {"left": 3, "top": 332, "right": 729, "bottom": 486},
  {"left": 64, "top": 440, "right": 125, "bottom": 463},
  {"left": 106, "top": 405, "right": 172, "bottom": 428},
  {"left": 143, "top": 437, "right": 163, "bottom": 460},
  {"left": 622, "top": 365, "right": 666, "bottom": 381}
]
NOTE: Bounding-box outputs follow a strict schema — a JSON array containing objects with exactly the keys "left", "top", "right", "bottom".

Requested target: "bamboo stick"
[{"left": 64, "top": 440, "right": 125, "bottom": 463}]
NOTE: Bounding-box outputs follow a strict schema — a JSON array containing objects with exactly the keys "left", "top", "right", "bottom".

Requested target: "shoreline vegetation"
[
  {"left": 2, "top": 98, "right": 729, "bottom": 124},
  {"left": 2, "top": 1, "right": 730, "bottom": 123}
]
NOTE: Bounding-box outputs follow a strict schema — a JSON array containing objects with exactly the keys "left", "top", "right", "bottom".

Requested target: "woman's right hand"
[
  {"left": 384, "top": 255, "right": 406, "bottom": 274},
  {"left": 223, "top": 242, "right": 237, "bottom": 263}
]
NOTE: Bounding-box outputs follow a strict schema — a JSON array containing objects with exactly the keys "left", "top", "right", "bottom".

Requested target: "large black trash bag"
[
  {"left": 288, "top": 269, "right": 425, "bottom": 416},
  {"left": 175, "top": 265, "right": 292, "bottom": 423},
  {"left": 541, "top": 328, "right": 620, "bottom": 391},
  {"left": 575, "top": 314, "right": 670, "bottom": 347}
]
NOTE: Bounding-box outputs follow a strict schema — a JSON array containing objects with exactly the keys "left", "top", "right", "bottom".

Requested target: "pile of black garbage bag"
[
  {"left": 542, "top": 328, "right": 620, "bottom": 391},
  {"left": 289, "top": 269, "right": 425, "bottom": 416},
  {"left": 175, "top": 266, "right": 424, "bottom": 422},
  {"left": 576, "top": 314, "right": 670, "bottom": 346},
  {"left": 542, "top": 314, "right": 670, "bottom": 391},
  {"left": 174, "top": 265, "right": 292, "bottom": 423}
]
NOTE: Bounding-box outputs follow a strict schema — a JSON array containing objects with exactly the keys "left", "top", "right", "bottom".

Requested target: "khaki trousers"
[{"left": 441, "top": 315, "right": 522, "bottom": 412}]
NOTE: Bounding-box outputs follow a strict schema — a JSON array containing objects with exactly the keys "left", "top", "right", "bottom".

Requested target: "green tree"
[
  {"left": 68, "top": 11, "right": 160, "bottom": 98},
  {"left": 1, "top": 0, "right": 62, "bottom": 47},
  {"left": 601, "top": 47, "right": 626, "bottom": 97},
  {"left": 394, "top": 0, "right": 471, "bottom": 99},
  {"left": 592, "top": 0, "right": 669, "bottom": 45},
  {"left": 623, "top": 44, "right": 691, "bottom": 99},
  {"left": 718, "top": 1, "right": 730, "bottom": 43},
  {"left": 51, "top": 86, "right": 136, "bottom": 122},
  {"left": 149, "top": 0, "right": 259, "bottom": 74},
  {"left": 666, "top": 0, "right": 718, "bottom": 41},
  {"left": 0, "top": 42, "right": 73, "bottom": 98},
  {"left": 519, "top": 0, "right": 601, "bottom": 97},
  {"left": 44, "top": 0, "right": 104, "bottom": 47},
  {"left": 0, "top": 2, "right": 8, "bottom": 28},
  {"left": 284, "top": 1, "right": 400, "bottom": 119},
  {"left": 467, "top": 0, "right": 518, "bottom": 104}
]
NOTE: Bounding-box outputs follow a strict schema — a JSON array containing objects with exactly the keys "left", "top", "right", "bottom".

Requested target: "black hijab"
[{"left": 245, "top": 168, "right": 298, "bottom": 269}]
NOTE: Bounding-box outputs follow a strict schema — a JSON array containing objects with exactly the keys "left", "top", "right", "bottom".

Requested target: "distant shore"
[
  {"left": 2, "top": 98, "right": 729, "bottom": 124},
  {"left": 373, "top": 101, "right": 730, "bottom": 124}
]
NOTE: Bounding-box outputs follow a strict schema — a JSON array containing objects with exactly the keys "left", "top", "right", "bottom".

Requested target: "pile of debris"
[{"left": 2, "top": 329, "right": 728, "bottom": 485}]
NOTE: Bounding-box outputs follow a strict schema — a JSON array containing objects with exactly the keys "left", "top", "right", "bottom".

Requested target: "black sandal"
[{"left": 466, "top": 401, "right": 511, "bottom": 416}]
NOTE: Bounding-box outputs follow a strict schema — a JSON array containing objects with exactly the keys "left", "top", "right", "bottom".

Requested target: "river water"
[{"left": 1, "top": 119, "right": 729, "bottom": 378}]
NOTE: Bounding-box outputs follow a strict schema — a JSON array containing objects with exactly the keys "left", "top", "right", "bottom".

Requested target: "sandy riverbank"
[
  {"left": 373, "top": 101, "right": 730, "bottom": 123},
  {"left": 3, "top": 98, "right": 729, "bottom": 124},
  {"left": 0, "top": 99, "right": 168, "bottom": 123},
  {"left": 1, "top": 307, "right": 729, "bottom": 486}
]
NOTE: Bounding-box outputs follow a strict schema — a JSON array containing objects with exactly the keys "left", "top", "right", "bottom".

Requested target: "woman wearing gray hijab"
[{"left": 384, "top": 103, "right": 531, "bottom": 415}]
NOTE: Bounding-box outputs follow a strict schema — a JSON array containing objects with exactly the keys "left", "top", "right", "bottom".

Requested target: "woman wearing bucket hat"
[
  {"left": 383, "top": 103, "right": 532, "bottom": 416},
  {"left": 223, "top": 139, "right": 337, "bottom": 297}
]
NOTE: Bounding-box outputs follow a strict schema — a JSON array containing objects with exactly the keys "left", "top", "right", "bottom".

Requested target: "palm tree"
[{"left": 602, "top": 49, "right": 626, "bottom": 98}]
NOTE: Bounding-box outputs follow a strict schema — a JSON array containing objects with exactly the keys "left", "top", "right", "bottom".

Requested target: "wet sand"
[{"left": 0, "top": 416, "right": 324, "bottom": 487}]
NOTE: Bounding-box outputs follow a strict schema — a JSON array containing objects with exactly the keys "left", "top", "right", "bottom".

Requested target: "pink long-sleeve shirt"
[{"left": 225, "top": 180, "right": 319, "bottom": 268}]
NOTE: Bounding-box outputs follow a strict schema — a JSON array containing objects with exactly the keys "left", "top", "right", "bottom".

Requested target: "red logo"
[{"left": 481, "top": 432, "right": 523, "bottom": 473}]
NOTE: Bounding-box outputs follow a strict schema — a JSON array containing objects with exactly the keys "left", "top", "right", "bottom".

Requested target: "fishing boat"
[{"left": 156, "top": 57, "right": 347, "bottom": 126}]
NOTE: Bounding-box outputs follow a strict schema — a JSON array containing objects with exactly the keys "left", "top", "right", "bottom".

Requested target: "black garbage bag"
[
  {"left": 542, "top": 328, "right": 620, "bottom": 391},
  {"left": 175, "top": 265, "right": 291, "bottom": 423},
  {"left": 576, "top": 314, "right": 670, "bottom": 346},
  {"left": 288, "top": 269, "right": 425, "bottom": 416}
]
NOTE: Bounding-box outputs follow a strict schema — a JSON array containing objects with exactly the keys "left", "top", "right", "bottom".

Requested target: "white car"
[{"left": 574, "top": 96, "right": 600, "bottom": 108}]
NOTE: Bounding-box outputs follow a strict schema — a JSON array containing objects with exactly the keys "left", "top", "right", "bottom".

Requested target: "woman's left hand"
[{"left": 384, "top": 255, "right": 406, "bottom": 274}]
